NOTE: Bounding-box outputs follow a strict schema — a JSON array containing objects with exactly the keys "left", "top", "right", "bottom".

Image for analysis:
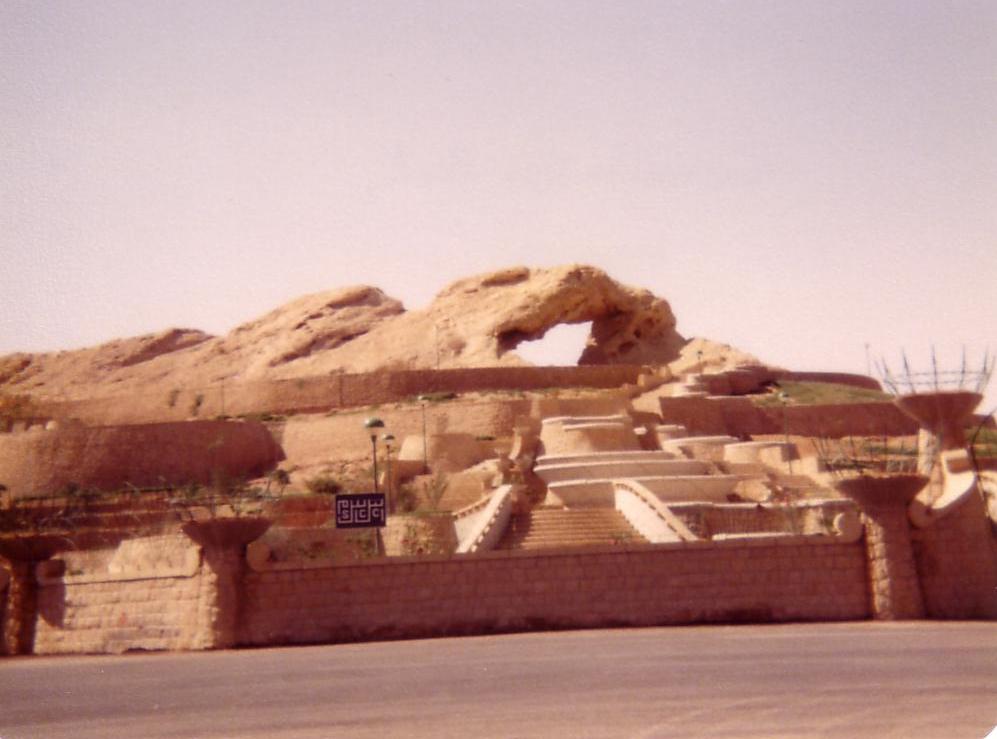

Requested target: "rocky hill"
[{"left": 0, "top": 265, "right": 730, "bottom": 401}]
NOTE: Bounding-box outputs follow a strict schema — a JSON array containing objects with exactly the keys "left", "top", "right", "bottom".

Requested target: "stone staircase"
[{"left": 496, "top": 507, "right": 646, "bottom": 551}]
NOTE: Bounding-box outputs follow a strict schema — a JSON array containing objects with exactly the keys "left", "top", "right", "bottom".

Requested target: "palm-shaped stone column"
[
  {"left": 894, "top": 390, "right": 981, "bottom": 476},
  {"left": 181, "top": 517, "right": 271, "bottom": 650},
  {"left": 893, "top": 391, "right": 997, "bottom": 617},
  {"left": 834, "top": 475, "right": 927, "bottom": 620}
]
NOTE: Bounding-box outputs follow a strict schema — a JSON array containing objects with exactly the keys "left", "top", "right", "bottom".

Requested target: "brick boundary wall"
[
  {"left": 239, "top": 536, "right": 870, "bottom": 647},
  {"left": 9, "top": 510, "right": 997, "bottom": 656},
  {"left": 33, "top": 365, "right": 646, "bottom": 426},
  {"left": 33, "top": 571, "right": 205, "bottom": 655},
  {"left": 11, "top": 534, "right": 873, "bottom": 656}
]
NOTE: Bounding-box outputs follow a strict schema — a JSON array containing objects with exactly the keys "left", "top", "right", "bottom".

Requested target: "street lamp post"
[
  {"left": 363, "top": 417, "right": 386, "bottom": 558},
  {"left": 382, "top": 433, "right": 395, "bottom": 511},
  {"left": 779, "top": 392, "right": 793, "bottom": 475},
  {"left": 364, "top": 417, "right": 385, "bottom": 493},
  {"left": 417, "top": 394, "right": 430, "bottom": 474}
]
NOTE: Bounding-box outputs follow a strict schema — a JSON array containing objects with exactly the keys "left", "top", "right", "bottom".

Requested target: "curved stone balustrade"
[
  {"left": 908, "top": 449, "right": 980, "bottom": 528},
  {"left": 455, "top": 485, "right": 516, "bottom": 554},
  {"left": 612, "top": 479, "right": 698, "bottom": 543}
]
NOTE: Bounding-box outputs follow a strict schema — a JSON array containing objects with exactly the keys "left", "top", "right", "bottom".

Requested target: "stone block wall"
[
  {"left": 7, "top": 497, "right": 994, "bottom": 657},
  {"left": 32, "top": 535, "right": 206, "bottom": 654},
  {"left": 239, "top": 536, "right": 869, "bottom": 647},
  {"left": 33, "top": 574, "right": 204, "bottom": 654},
  {"left": 910, "top": 492, "right": 997, "bottom": 619}
]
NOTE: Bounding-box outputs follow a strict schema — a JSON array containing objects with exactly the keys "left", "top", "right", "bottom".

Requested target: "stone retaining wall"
[
  {"left": 34, "top": 366, "right": 645, "bottom": 426},
  {"left": 240, "top": 537, "right": 869, "bottom": 647},
  {"left": 32, "top": 535, "right": 205, "bottom": 654},
  {"left": 659, "top": 396, "right": 917, "bottom": 438},
  {"left": 910, "top": 492, "right": 997, "bottom": 619},
  {"left": 0, "top": 420, "right": 283, "bottom": 498},
  {"left": 6, "top": 491, "right": 994, "bottom": 656}
]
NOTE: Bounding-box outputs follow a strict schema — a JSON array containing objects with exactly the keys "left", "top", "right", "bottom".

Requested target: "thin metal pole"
[
  {"left": 421, "top": 402, "right": 428, "bottom": 473},
  {"left": 370, "top": 434, "right": 379, "bottom": 493},
  {"left": 385, "top": 443, "right": 392, "bottom": 511}
]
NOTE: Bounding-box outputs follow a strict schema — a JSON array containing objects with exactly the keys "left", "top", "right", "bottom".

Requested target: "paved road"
[{"left": 2, "top": 622, "right": 995, "bottom": 738}]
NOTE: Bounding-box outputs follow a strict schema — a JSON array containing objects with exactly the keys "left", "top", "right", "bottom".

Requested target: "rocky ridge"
[{"left": 0, "top": 265, "right": 748, "bottom": 401}]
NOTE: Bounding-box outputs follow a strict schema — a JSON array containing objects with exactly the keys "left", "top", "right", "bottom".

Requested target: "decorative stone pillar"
[
  {"left": 893, "top": 390, "right": 997, "bottom": 617},
  {"left": 894, "top": 391, "right": 981, "bottom": 475},
  {"left": 0, "top": 535, "right": 70, "bottom": 655},
  {"left": 181, "top": 518, "right": 271, "bottom": 650},
  {"left": 835, "top": 476, "right": 927, "bottom": 620}
]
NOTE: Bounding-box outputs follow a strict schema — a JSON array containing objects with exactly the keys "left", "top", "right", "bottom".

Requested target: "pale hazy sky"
[{"left": 2, "top": 2, "right": 994, "bottom": 407}]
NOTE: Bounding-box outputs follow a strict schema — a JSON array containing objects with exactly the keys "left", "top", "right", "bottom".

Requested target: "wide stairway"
[{"left": 495, "top": 507, "right": 646, "bottom": 551}]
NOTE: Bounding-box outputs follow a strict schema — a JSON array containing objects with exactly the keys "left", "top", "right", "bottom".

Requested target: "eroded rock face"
[
  {"left": 0, "top": 286, "right": 404, "bottom": 399},
  {"left": 441, "top": 265, "right": 684, "bottom": 365},
  {"left": 279, "top": 265, "right": 686, "bottom": 375},
  {"left": 0, "top": 265, "right": 684, "bottom": 399}
]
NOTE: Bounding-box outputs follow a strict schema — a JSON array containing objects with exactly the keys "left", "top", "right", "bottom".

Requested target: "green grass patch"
[
  {"left": 414, "top": 392, "right": 457, "bottom": 403},
  {"left": 752, "top": 381, "right": 891, "bottom": 406},
  {"left": 970, "top": 425, "right": 997, "bottom": 458}
]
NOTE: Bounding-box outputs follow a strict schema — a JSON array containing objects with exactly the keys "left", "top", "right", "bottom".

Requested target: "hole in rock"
[{"left": 514, "top": 322, "right": 592, "bottom": 367}]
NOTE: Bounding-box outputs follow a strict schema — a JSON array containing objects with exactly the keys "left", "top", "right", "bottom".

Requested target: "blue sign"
[{"left": 335, "top": 493, "right": 387, "bottom": 529}]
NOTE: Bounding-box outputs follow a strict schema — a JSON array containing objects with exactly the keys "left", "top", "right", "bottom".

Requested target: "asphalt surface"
[{"left": 2, "top": 622, "right": 995, "bottom": 738}]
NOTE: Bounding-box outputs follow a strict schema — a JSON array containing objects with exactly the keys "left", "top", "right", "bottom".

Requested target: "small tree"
[{"left": 424, "top": 472, "right": 448, "bottom": 512}]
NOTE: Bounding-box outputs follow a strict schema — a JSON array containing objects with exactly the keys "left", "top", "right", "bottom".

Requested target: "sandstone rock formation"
[
  {"left": 0, "top": 286, "right": 404, "bottom": 400},
  {"left": 0, "top": 265, "right": 687, "bottom": 401},
  {"left": 276, "top": 264, "right": 687, "bottom": 377}
]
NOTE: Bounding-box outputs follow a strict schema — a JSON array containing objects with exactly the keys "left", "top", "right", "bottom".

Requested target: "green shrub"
[
  {"left": 418, "top": 392, "right": 457, "bottom": 403},
  {"left": 306, "top": 475, "right": 342, "bottom": 495}
]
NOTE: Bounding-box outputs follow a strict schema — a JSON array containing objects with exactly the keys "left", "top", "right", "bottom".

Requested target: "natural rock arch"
[{"left": 480, "top": 265, "right": 686, "bottom": 366}]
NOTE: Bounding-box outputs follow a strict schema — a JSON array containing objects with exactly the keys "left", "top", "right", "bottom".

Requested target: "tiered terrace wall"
[
  {"left": 659, "top": 396, "right": 918, "bottom": 438},
  {"left": 0, "top": 420, "right": 283, "bottom": 498},
  {"left": 775, "top": 371, "right": 882, "bottom": 391},
  {"left": 281, "top": 395, "right": 630, "bottom": 464},
  {"left": 33, "top": 366, "right": 645, "bottom": 426}
]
